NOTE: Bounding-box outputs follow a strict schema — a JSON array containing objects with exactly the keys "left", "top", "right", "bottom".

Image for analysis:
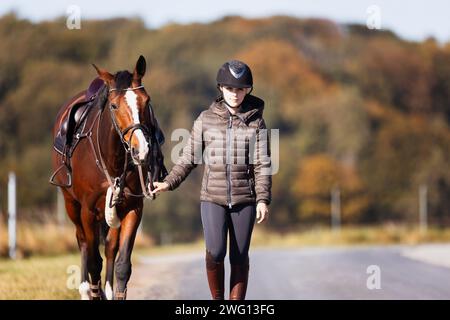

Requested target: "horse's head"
[{"left": 93, "top": 56, "right": 152, "bottom": 165}]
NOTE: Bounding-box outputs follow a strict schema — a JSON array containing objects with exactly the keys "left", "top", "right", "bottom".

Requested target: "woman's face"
[{"left": 221, "top": 86, "right": 249, "bottom": 108}]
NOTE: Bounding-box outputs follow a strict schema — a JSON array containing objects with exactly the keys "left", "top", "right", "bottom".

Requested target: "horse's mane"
[
  {"left": 114, "top": 71, "right": 133, "bottom": 91},
  {"left": 94, "top": 70, "right": 133, "bottom": 110},
  {"left": 94, "top": 84, "right": 109, "bottom": 110}
]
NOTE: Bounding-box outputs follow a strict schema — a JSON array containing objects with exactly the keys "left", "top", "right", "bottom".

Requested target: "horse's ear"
[
  {"left": 133, "top": 55, "right": 146, "bottom": 80},
  {"left": 92, "top": 64, "right": 114, "bottom": 85}
]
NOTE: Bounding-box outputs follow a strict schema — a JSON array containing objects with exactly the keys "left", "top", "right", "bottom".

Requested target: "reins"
[{"left": 81, "top": 85, "right": 156, "bottom": 202}]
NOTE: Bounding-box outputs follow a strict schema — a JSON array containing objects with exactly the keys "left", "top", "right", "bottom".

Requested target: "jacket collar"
[{"left": 210, "top": 95, "right": 264, "bottom": 124}]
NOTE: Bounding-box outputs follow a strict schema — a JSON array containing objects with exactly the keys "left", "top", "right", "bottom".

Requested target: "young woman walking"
[{"left": 152, "top": 60, "right": 272, "bottom": 300}]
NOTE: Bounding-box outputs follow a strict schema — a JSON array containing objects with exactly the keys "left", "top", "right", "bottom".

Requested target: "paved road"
[{"left": 127, "top": 244, "right": 450, "bottom": 299}]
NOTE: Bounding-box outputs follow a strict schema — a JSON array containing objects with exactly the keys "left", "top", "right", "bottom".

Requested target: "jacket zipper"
[
  {"left": 205, "top": 167, "right": 210, "bottom": 192},
  {"left": 247, "top": 166, "right": 254, "bottom": 196},
  {"left": 226, "top": 115, "right": 232, "bottom": 208}
]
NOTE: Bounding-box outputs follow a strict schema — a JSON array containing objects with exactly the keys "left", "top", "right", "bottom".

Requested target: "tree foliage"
[{"left": 0, "top": 13, "right": 449, "bottom": 241}]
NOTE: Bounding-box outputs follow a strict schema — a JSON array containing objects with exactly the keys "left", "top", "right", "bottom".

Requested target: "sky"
[{"left": 1, "top": 0, "right": 449, "bottom": 43}]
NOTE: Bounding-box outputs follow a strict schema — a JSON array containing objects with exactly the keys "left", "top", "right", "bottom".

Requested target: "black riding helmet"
[{"left": 216, "top": 60, "right": 253, "bottom": 89}]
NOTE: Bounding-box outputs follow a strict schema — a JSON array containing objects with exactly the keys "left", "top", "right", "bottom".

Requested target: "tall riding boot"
[
  {"left": 205, "top": 251, "right": 224, "bottom": 300},
  {"left": 229, "top": 257, "right": 249, "bottom": 300}
]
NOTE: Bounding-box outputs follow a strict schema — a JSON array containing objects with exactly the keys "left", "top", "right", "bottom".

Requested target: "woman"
[{"left": 151, "top": 60, "right": 272, "bottom": 300}]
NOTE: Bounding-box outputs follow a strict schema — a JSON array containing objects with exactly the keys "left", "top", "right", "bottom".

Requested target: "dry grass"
[
  {"left": 0, "top": 216, "right": 79, "bottom": 258},
  {"left": 0, "top": 254, "right": 80, "bottom": 299},
  {"left": 0, "top": 218, "right": 154, "bottom": 258},
  {"left": 3, "top": 213, "right": 450, "bottom": 258},
  {"left": 3, "top": 217, "right": 450, "bottom": 257},
  {"left": 0, "top": 231, "right": 154, "bottom": 300},
  {"left": 0, "top": 215, "right": 155, "bottom": 299},
  {"left": 251, "top": 223, "right": 450, "bottom": 247}
]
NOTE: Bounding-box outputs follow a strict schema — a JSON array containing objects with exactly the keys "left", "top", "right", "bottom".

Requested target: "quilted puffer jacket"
[{"left": 163, "top": 94, "right": 272, "bottom": 207}]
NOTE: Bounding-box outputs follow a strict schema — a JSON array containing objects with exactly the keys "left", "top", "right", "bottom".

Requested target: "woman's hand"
[
  {"left": 150, "top": 181, "right": 170, "bottom": 196},
  {"left": 256, "top": 202, "right": 269, "bottom": 224}
]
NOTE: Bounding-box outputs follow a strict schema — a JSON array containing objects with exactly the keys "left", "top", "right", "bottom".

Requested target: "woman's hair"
[{"left": 215, "top": 85, "right": 224, "bottom": 103}]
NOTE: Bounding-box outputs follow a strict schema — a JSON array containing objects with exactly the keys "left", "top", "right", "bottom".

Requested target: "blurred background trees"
[{"left": 0, "top": 13, "right": 448, "bottom": 243}]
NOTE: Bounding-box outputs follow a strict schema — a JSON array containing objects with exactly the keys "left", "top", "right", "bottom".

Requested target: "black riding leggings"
[{"left": 201, "top": 201, "right": 256, "bottom": 265}]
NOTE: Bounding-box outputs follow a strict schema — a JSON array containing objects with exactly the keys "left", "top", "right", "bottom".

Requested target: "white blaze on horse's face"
[{"left": 124, "top": 90, "right": 149, "bottom": 164}]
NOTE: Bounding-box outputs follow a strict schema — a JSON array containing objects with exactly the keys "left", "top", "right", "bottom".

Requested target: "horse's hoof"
[
  {"left": 105, "top": 281, "right": 114, "bottom": 300},
  {"left": 90, "top": 280, "right": 106, "bottom": 300},
  {"left": 114, "top": 289, "right": 127, "bottom": 300},
  {"left": 90, "top": 289, "right": 105, "bottom": 300},
  {"left": 79, "top": 281, "right": 91, "bottom": 300}
]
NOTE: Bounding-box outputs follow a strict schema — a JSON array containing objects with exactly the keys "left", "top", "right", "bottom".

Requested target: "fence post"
[
  {"left": 419, "top": 184, "right": 428, "bottom": 235},
  {"left": 8, "top": 172, "right": 17, "bottom": 259},
  {"left": 331, "top": 186, "right": 341, "bottom": 233}
]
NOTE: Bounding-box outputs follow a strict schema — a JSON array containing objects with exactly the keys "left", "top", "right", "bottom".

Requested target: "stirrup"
[{"left": 49, "top": 163, "right": 72, "bottom": 187}]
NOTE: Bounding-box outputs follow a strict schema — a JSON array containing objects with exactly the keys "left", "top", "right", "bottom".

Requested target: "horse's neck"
[{"left": 99, "top": 110, "right": 126, "bottom": 177}]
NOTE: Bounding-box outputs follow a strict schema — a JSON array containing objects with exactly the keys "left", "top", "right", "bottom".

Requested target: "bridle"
[
  {"left": 93, "top": 85, "right": 158, "bottom": 201},
  {"left": 108, "top": 85, "right": 151, "bottom": 154}
]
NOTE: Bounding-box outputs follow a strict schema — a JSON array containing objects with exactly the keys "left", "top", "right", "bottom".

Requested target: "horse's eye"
[{"left": 111, "top": 103, "right": 118, "bottom": 110}]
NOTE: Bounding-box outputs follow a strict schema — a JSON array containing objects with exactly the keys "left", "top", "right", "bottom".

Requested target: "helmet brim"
[{"left": 217, "top": 82, "right": 253, "bottom": 89}]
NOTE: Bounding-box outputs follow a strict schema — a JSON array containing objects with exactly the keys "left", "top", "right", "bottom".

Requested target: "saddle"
[
  {"left": 50, "top": 78, "right": 104, "bottom": 187},
  {"left": 51, "top": 77, "right": 167, "bottom": 188},
  {"left": 53, "top": 78, "right": 104, "bottom": 157}
]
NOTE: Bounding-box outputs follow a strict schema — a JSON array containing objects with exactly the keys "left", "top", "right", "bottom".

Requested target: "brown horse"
[{"left": 51, "top": 56, "right": 165, "bottom": 299}]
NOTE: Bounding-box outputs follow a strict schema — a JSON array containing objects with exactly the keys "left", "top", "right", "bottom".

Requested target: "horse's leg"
[
  {"left": 80, "top": 206, "right": 104, "bottom": 300},
  {"left": 61, "top": 193, "right": 90, "bottom": 300},
  {"left": 104, "top": 227, "right": 120, "bottom": 300},
  {"left": 75, "top": 225, "right": 91, "bottom": 300},
  {"left": 114, "top": 207, "right": 142, "bottom": 300}
]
